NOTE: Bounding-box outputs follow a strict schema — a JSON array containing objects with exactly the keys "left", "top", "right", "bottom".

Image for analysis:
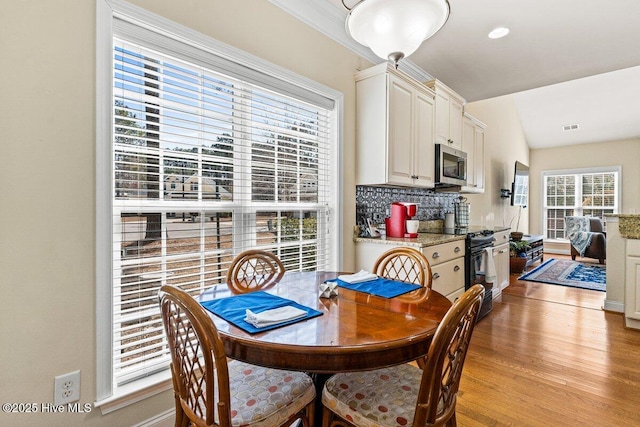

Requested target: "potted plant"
[{"left": 509, "top": 240, "right": 531, "bottom": 274}]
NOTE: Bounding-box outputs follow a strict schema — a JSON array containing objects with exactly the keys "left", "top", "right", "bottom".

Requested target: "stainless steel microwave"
[{"left": 435, "top": 144, "right": 467, "bottom": 187}]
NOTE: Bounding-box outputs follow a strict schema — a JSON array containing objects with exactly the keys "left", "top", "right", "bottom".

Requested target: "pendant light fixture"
[{"left": 345, "top": 0, "right": 450, "bottom": 67}]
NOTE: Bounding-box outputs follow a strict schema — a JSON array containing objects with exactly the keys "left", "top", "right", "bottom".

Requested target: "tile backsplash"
[{"left": 356, "top": 185, "right": 460, "bottom": 226}]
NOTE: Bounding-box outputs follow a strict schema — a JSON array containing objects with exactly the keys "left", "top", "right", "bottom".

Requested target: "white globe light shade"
[{"left": 346, "top": 0, "right": 450, "bottom": 62}]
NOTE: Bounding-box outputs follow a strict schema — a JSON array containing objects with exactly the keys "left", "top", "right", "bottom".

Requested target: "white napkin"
[
  {"left": 244, "top": 306, "right": 307, "bottom": 328},
  {"left": 319, "top": 281, "right": 339, "bottom": 298},
  {"left": 337, "top": 270, "right": 378, "bottom": 284}
]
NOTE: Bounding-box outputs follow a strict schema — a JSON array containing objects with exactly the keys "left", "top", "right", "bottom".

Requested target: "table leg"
[{"left": 310, "top": 373, "right": 331, "bottom": 426}]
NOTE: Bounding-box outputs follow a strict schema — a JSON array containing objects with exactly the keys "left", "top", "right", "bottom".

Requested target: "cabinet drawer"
[
  {"left": 422, "top": 240, "right": 465, "bottom": 265},
  {"left": 628, "top": 239, "right": 640, "bottom": 256},
  {"left": 445, "top": 287, "right": 465, "bottom": 303},
  {"left": 431, "top": 257, "right": 465, "bottom": 297}
]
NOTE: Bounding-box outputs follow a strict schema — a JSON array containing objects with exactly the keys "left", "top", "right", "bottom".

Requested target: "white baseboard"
[
  {"left": 131, "top": 409, "right": 174, "bottom": 427},
  {"left": 603, "top": 300, "right": 624, "bottom": 313}
]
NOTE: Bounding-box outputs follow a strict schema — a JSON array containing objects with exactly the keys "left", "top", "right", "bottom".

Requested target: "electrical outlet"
[{"left": 54, "top": 371, "right": 80, "bottom": 405}]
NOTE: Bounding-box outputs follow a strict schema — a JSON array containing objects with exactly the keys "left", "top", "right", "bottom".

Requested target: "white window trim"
[
  {"left": 540, "top": 165, "right": 621, "bottom": 243},
  {"left": 96, "top": 0, "right": 344, "bottom": 411}
]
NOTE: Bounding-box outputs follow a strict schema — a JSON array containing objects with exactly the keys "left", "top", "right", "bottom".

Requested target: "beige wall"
[
  {"left": 463, "top": 95, "right": 530, "bottom": 232},
  {"left": 530, "top": 138, "right": 640, "bottom": 310},
  {"left": 529, "top": 138, "right": 640, "bottom": 236},
  {"left": 0, "top": 1, "right": 365, "bottom": 425}
]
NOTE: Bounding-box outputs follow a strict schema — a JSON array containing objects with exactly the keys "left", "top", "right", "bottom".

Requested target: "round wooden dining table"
[{"left": 198, "top": 271, "right": 453, "bottom": 373}]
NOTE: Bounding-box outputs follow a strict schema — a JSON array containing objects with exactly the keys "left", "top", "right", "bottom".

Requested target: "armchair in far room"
[{"left": 564, "top": 216, "right": 606, "bottom": 264}]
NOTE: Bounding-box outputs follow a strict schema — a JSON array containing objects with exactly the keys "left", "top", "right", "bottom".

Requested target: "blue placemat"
[
  {"left": 333, "top": 277, "right": 421, "bottom": 298},
  {"left": 200, "top": 291, "right": 322, "bottom": 334}
]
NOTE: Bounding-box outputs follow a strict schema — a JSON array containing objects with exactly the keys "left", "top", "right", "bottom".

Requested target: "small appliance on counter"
[{"left": 385, "top": 202, "right": 419, "bottom": 238}]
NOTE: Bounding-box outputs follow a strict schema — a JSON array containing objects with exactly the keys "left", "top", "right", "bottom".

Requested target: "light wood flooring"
[{"left": 456, "top": 255, "right": 640, "bottom": 426}]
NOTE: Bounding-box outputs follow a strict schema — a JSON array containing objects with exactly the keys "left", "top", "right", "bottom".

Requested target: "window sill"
[
  {"left": 94, "top": 370, "right": 173, "bottom": 415},
  {"left": 544, "top": 238, "right": 569, "bottom": 244}
]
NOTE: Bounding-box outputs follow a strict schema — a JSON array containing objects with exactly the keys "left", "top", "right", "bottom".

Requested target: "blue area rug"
[{"left": 518, "top": 258, "right": 606, "bottom": 292}]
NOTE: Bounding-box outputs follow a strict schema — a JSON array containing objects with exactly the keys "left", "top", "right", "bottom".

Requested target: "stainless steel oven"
[{"left": 465, "top": 231, "right": 494, "bottom": 321}]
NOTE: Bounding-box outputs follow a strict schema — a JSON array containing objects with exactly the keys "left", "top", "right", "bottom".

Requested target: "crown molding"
[{"left": 269, "top": 0, "right": 433, "bottom": 82}]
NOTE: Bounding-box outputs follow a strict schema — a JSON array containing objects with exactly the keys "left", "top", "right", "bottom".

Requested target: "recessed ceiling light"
[{"left": 488, "top": 27, "right": 510, "bottom": 39}]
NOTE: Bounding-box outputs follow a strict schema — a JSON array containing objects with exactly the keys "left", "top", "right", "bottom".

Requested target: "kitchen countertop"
[
  {"left": 353, "top": 233, "right": 466, "bottom": 248},
  {"left": 607, "top": 214, "right": 640, "bottom": 239},
  {"left": 354, "top": 226, "right": 511, "bottom": 248}
]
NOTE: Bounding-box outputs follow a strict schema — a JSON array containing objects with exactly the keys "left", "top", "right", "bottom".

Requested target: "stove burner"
[
  {"left": 425, "top": 227, "right": 495, "bottom": 237},
  {"left": 467, "top": 229, "right": 494, "bottom": 239}
]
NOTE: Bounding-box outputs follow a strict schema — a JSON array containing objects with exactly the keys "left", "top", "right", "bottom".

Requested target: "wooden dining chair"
[
  {"left": 373, "top": 246, "right": 433, "bottom": 288},
  {"left": 321, "top": 284, "right": 485, "bottom": 427},
  {"left": 226, "top": 249, "right": 285, "bottom": 294},
  {"left": 159, "top": 285, "right": 316, "bottom": 427}
]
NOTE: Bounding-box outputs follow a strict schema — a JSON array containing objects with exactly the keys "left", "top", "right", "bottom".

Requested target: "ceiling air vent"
[{"left": 562, "top": 124, "right": 580, "bottom": 131}]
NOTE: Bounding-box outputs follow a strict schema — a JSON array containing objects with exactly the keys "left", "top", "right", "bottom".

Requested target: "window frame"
[
  {"left": 541, "top": 166, "right": 621, "bottom": 242},
  {"left": 96, "top": 0, "right": 343, "bottom": 412}
]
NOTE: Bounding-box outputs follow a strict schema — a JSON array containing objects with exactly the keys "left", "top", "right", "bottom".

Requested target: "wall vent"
[{"left": 562, "top": 124, "right": 580, "bottom": 131}]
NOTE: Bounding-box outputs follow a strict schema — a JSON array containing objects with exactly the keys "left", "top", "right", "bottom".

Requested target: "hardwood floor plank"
[{"left": 455, "top": 256, "right": 640, "bottom": 426}]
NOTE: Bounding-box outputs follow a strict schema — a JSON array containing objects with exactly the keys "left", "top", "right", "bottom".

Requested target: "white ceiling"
[{"left": 270, "top": 0, "right": 640, "bottom": 149}]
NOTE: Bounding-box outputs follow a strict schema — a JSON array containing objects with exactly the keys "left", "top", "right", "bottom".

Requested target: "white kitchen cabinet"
[
  {"left": 492, "top": 230, "right": 510, "bottom": 298},
  {"left": 355, "top": 63, "right": 436, "bottom": 188},
  {"left": 625, "top": 239, "right": 640, "bottom": 323},
  {"left": 354, "top": 238, "right": 466, "bottom": 302},
  {"left": 605, "top": 215, "right": 640, "bottom": 327},
  {"left": 424, "top": 79, "right": 464, "bottom": 150},
  {"left": 461, "top": 113, "right": 486, "bottom": 193},
  {"left": 422, "top": 240, "right": 466, "bottom": 301}
]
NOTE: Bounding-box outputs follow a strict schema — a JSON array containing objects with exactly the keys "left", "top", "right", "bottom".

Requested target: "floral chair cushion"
[
  {"left": 322, "top": 363, "right": 435, "bottom": 427},
  {"left": 226, "top": 360, "right": 315, "bottom": 426}
]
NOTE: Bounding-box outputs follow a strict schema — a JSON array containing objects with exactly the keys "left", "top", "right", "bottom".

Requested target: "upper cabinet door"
[
  {"left": 461, "top": 112, "right": 486, "bottom": 193},
  {"left": 387, "top": 74, "right": 415, "bottom": 185},
  {"left": 448, "top": 97, "right": 463, "bottom": 149},
  {"left": 433, "top": 91, "right": 450, "bottom": 146},
  {"left": 462, "top": 116, "right": 476, "bottom": 187},
  {"left": 474, "top": 124, "right": 485, "bottom": 191},
  {"left": 425, "top": 79, "right": 465, "bottom": 149},
  {"left": 413, "top": 90, "right": 435, "bottom": 186}
]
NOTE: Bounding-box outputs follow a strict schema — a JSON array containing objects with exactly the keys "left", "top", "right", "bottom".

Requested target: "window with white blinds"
[
  {"left": 110, "top": 37, "right": 336, "bottom": 386},
  {"left": 543, "top": 168, "right": 619, "bottom": 240}
]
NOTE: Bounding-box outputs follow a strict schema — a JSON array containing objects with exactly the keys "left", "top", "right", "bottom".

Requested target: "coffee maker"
[
  {"left": 404, "top": 203, "right": 419, "bottom": 237},
  {"left": 385, "top": 202, "right": 418, "bottom": 238}
]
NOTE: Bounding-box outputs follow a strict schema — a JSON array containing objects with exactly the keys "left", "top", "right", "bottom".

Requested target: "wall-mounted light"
[{"left": 344, "top": 0, "right": 450, "bottom": 67}]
